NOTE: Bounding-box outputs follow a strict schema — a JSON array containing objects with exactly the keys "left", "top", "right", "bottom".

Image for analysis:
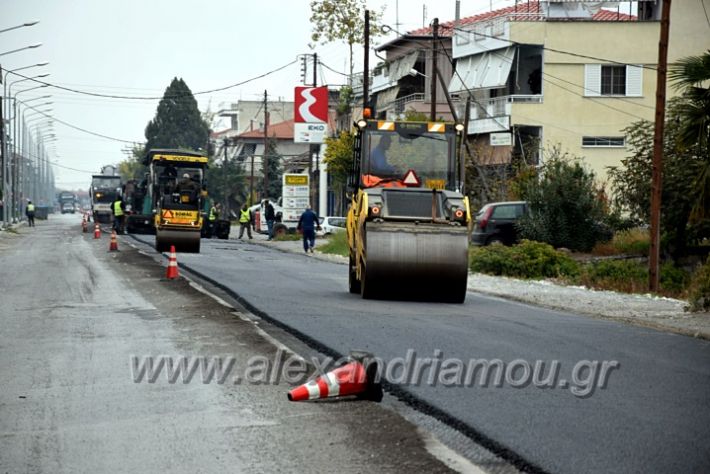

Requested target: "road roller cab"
[
  {"left": 144, "top": 149, "right": 208, "bottom": 253},
  {"left": 346, "top": 120, "right": 471, "bottom": 303}
]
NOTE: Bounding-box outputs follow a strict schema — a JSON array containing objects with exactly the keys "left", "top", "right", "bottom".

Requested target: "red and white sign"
[
  {"left": 402, "top": 170, "right": 421, "bottom": 187},
  {"left": 294, "top": 86, "right": 328, "bottom": 123}
]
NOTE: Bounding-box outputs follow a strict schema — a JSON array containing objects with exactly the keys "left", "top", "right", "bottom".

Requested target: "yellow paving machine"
[{"left": 346, "top": 120, "right": 471, "bottom": 303}]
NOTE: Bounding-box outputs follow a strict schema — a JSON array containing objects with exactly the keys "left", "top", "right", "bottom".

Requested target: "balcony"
[{"left": 467, "top": 94, "right": 541, "bottom": 134}]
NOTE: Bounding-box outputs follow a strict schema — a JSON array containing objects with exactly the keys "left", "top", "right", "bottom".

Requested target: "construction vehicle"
[
  {"left": 346, "top": 119, "right": 471, "bottom": 303},
  {"left": 90, "top": 174, "right": 121, "bottom": 223},
  {"left": 58, "top": 191, "right": 77, "bottom": 214},
  {"left": 142, "top": 149, "right": 209, "bottom": 253}
]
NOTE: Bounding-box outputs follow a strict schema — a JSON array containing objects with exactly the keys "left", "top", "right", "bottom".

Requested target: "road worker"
[{"left": 238, "top": 203, "right": 253, "bottom": 239}]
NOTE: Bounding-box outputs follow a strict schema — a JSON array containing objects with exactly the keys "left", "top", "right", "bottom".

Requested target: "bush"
[
  {"left": 592, "top": 228, "right": 650, "bottom": 256},
  {"left": 577, "top": 259, "right": 689, "bottom": 297},
  {"left": 469, "top": 240, "right": 580, "bottom": 279},
  {"left": 688, "top": 257, "right": 710, "bottom": 311},
  {"left": 516, "top": 150, "right": 610, "bottom": 252}
]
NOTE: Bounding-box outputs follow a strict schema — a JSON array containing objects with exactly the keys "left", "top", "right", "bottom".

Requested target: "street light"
[
  {"left": 0, "top": 43, "right": 42, "bottom": 57},
  {"left": 0, "top": 21, "right": 39, "bottom": 34}
]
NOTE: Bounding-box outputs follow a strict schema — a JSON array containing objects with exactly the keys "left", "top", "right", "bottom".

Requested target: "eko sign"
[{"left": 294, "top": 86, "right": 328, "bottom": 144}]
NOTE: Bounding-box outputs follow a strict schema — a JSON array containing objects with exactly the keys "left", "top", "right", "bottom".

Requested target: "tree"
[
  {"left": 144, "top": 78, "right": 209, "bottom": 152},
  {"left": 323, "top": 130, "right": 354, "bottom": 214},
  {"left": 608, "top": 98, "right": 709, "bottom": 257},
  {"left": 309, "top": 0, "right": 385, "bottom": 82},
  {"left": 207, "top": 143, "right": 246, "bottom": 215},
  {"left": 669, "top": 50, "right": 710, "bottom": 223},
  {"left": 118, "top": 144, "right": 146, "bottom": 181},
  {"left": 517, "top": 148, "right": 609, "bottom": 252},
  {"left": 256, "top": 138, "right": 283, "bottom": 201}
]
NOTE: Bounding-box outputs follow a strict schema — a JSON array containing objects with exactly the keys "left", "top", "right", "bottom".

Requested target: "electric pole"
[
  {"left": 263, "top": 90, "right": 268, "bottom": 200},
  {"left": 649, "top": 0, "right": 671, "bottom": 292},
  {"left": 363, "top": 10, "right": 370, "bottom": 111},
  {"left": 310, "top": 52, "right": 319, "bottom": 213},
  {"left": 431, "top": 17, "right": 439, "bottom": 121}
]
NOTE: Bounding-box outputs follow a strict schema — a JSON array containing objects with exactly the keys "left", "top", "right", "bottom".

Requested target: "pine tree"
[
  {"left": 257, "top": 138, "right": 283, "bottom": 201},
  {"left": 144, "top": 78, "right": 209, "bottom": 152}
]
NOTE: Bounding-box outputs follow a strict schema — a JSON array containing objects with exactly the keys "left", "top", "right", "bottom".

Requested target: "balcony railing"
[{"left": 468, "top": 94, "right": 541, "bottom": 134}]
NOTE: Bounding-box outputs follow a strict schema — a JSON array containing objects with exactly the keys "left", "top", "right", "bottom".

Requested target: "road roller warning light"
[
  {"left": 346, "top": 120, "right": 471, "bottom": 303},
  {"left": 287, "top": 351, "right": 382, "bottom": 402}
]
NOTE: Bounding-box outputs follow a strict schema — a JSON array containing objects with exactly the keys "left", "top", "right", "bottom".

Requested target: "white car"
[{"left": 317, "top": 216, "right": 346, "bottom": 236}]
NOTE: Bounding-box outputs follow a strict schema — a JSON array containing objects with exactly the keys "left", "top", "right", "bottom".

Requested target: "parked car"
[
  {"left": 317, "top": 216, "right": 346, "bottom": 236},
  {"left": 471, "top": 201, "right": 527, "bottom": 246}
]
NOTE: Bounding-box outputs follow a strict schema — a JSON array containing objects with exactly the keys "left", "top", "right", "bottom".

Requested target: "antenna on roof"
[{"left": 422, "top": 4, "right": 427, "bottom": 27}]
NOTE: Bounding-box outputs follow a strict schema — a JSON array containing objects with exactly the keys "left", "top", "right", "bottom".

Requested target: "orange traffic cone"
[
  {"left": 166, "top": 245, "right": 179, "bottom": 280},
  {"left": 287, "top": 351, "right": 382, "bottom": 402},
  {"left": 94, "top": 224, "right": 101, "bottom": 239},
  {"left": 109, "top": 230, "right": 118, "bottom": 251}
]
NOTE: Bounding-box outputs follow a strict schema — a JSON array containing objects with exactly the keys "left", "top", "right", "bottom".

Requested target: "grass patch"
[
  {"left": 317, "top": 231, "right": 348, "bottom": 256},
  {"left": 688, "top": 257, "right": 710, "bottom": 311},
  {"left": 592, "top": 228, "right": 650, "bottom": 256}
]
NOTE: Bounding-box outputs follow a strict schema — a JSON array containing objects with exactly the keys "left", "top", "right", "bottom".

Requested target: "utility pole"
[
  {"left": 249, "top": 154, "right": 255, "bottom": 206},
  {"left": 649, "top": 0, "right": 671, "bottom": 292},
  {"left": 363, "top": 10, "right": 370, "bottom": 112},
  {"left": 310, "top": 52, "right": 319, "bottom": 212},
  {"left": 263, "top": 89, "right": 268, "bottom": 201},
  {"left": 431, "top": 17, "right": 439, "bottom": 121}
]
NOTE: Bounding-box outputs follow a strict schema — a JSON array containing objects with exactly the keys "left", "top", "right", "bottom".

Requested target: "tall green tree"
[
  {"left": 207, "top": 143, "right": 246, "bottom": 215},
  {"left": 309, "top": 0, "right": 385, "bottom": 82},
  {"left": 144, "top": 78, "right": 209, "bottom": 152},
  {"left": 257, "top": 138, "right": 283, "bottom": 201},
  {"left": 669, "top": 50, "right": 710, "bottom": 223},
  {"left": 118, "top": 144, "right": 146, "bottom": 181}
]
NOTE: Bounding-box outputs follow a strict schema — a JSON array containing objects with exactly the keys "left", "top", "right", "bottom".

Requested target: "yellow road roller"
[
  {"left": 144, "top": 149, "right": 208, "bottom": 253},
  {"left": 346, "top": 120, "right": 471, "bottom": 303}
]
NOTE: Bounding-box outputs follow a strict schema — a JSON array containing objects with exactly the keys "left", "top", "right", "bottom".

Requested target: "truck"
[
  {"left": 90, "top": 174, "right": 122, "bottom": 223},
  {"left": 346, "top": 119, "right": 471, "bottom": 303},
  {"left": 58, "top": 191, "right": 77, "bottom": 214},
  {"left": 251, "top": 173, "right": 310, "bottom": 238}
]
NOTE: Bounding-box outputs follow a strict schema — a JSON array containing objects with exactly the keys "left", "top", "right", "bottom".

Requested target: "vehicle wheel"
[
  {"left": 349, "top": 254, "right": 361, "bottom": 294},
  {"left": 273, "top": 223, "right": 287, "bottom": 238}
]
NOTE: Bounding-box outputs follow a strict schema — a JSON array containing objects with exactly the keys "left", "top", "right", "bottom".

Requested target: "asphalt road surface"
[
  {"left": 1, "top": 215, "right": 468, "bottom": 473},
  {"left": 126, "top": 232, "right": 710, "bottom": 474}
]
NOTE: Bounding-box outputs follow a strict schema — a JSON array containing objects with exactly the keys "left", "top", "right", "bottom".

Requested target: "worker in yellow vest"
[
  {"left": 25, "top": 201, "right": 36, "bottom": 227},
  {"left": 237, "top": 203, "right": 253, "bottom": 240},
  {"left": 112, "top": 197, "right": 125, "bottom": 234},
  {"left": 206, "top": 202, "right": 220, "bottom": 238}
]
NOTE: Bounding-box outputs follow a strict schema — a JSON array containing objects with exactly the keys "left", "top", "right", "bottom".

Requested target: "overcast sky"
[{"left": 2, "top": 0, "right": 516, "bottom": 189}]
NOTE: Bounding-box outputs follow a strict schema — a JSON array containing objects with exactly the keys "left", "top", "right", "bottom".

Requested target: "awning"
[
  {"left": 388, "top": 51, "right": 419, "bottom": 82},
  {"left": 375, "top": 85, "right": 400, "bottom": 110},
  {"left": 449, "top": 46, "right": 515, "bottom": 92}
]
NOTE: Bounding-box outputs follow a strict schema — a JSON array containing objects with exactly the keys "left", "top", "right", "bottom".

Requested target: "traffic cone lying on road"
[
  {"left": 287, "top": 351, "right": 382, "bottom": 402},
  {"left": 166, "top": 245, "right": 179, "bottom": 280},
  {"left": 109, "top": 230, "right": 118, "bottom": 251},
  {"left": 93, "top": 224, "right": 101, "bottom": 239}
]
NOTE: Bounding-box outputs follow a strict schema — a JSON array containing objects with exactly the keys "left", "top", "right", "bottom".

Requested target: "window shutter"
[
  {"left": 626, "top": 65, "right": 643, "bottom": 97},
  {"left": 584, "top": 64, "right": 601, "bottom": 96}
]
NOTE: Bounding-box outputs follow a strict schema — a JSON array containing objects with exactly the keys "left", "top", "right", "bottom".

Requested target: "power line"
[
  {"left": 7, "top": 59, "right": 298, "bottom": 100},
  {"left": 21, "top": 102, "right": 140, "bottom": 144}
]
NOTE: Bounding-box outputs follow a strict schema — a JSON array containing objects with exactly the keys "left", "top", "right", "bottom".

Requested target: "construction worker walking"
[
  {"left": 112, "top": 196, "right": 125, "bottom": 234},
  {"left": 25, "top": 200, "right": 36, "bottom": 227},
  {"left": 297, "top": 205, "right": 321, "bottom": 253},
  {"left": 237, "top": 203, "right": 253, "bottom": 240}
]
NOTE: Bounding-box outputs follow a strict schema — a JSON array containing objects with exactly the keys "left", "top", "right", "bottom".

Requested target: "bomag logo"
[
  {"left": 425, "top": 179, "right": 446, "bottom": 190},
  {"left": 161, "top": 210, "right": 198, "bottom": 223}
]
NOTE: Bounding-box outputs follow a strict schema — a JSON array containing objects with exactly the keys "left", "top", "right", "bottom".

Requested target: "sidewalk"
[{"left": 241, "top": 230, "right": 710, "bottom": 340}]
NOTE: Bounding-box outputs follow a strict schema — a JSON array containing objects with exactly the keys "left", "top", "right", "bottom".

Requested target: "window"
[
  {"left": 601, "top": 65, "right": 626, "bottom": 95},
  {"left": 584, "top": 64, "right": 643, "bottom": 97},
  {"left": 491, "top": 205, "right": 518, "bottom": 219},
  {"left": 582, "top": 136, "right": 625, "bottom": 147}
]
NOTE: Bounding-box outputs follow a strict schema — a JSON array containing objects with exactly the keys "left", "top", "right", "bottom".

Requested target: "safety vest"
[
  {"left": 27, "top": 203, "right": 35, "bottom": 213},
  {"left": 239, "top": 209, "right": 250, "bottom": 223},
  {"left": 209, "top": 206, "right": 217, "bottom": 221},
  {"left": 113, "top": 201, "right": 124, "bottom": 217}
]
